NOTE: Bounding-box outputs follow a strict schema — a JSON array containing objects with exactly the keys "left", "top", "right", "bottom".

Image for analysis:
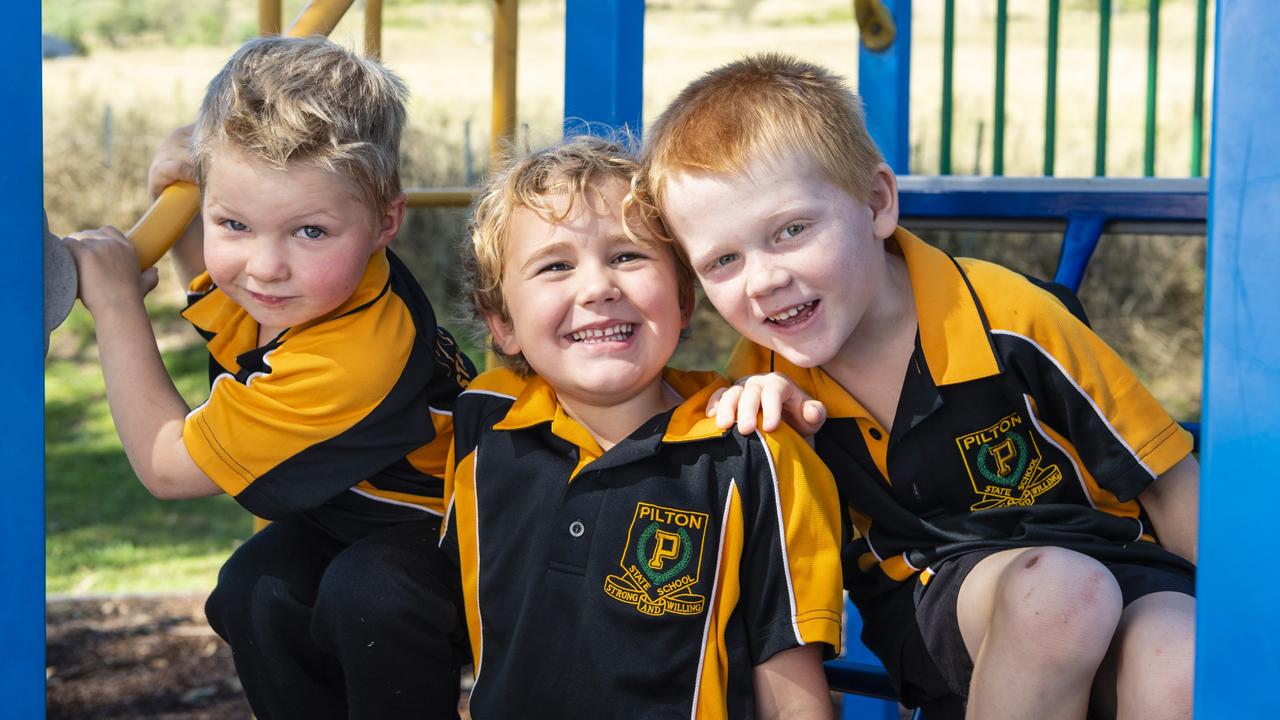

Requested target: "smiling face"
[
  {"left": 486, "top": 178, "right": 690, "bottom": 416},
  {"left": 201, "top": 145, "right": 405, "bottom": 341},
  {"left": 661, "top": 152, "right": 899, "bottom": 369}
]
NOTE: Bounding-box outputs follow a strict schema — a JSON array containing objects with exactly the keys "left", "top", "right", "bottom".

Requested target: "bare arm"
[
  {"left": 753, "top": 645, "right": 833, "bottom": 720},
  {"left": 147, "top": 124, "right": 206, "bottom": 288},
  {"left": 66, "top": 226, "right": 220, "bottom": 500},
  {"left": 1139, "top": 454, "right": 1199, "bottom": 564}
]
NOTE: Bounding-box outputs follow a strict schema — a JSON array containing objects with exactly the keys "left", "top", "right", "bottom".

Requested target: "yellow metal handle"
[
  {"left": 128, "top": 0, "right": 355, "bottom": 269},
  {"left": 854, "top": 0, "right": 896, "bottom": 52},
  {"left": 126, "top": 182, "right": 201, "bottom": 270}
]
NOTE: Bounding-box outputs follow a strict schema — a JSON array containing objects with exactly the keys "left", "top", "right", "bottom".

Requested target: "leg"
[
  {"left": 205, "top": 516, "right": 346, "bottom": 720},
  {"left": 1091, "top": 591, "right": 1195, "bottom": 720},
  {"left": 310, "top": 518, "right": 466, "bottom": 720},
  {"left": 955, "top": 547, "right": 1123, "bottom": 720}
]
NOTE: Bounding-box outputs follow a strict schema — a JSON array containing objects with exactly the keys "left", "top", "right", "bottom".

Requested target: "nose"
[
  {"left": 744, "top": 258, "right": 790, "bottom": 299},
  {"left": 244, "top": 237, "right": 289, "bottom": 282},
  {"left": 577, "top": 262, "right": 621, "bottom": 306}
]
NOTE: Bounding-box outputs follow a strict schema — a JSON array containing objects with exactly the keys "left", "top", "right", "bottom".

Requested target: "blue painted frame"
[
  {"left": 1, "top": 1, "right": 46, "bottom": 716},
  {"left": 1196, "top": 0, "right": 1280, "bottom": 714},
  {"left": 858, "top": 0, "right": 912, "bottom": 174},
  {"left": 563, "top": 0, "right": 644, "bottom": 138}
]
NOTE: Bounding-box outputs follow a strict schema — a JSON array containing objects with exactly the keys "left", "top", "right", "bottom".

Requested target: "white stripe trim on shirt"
[
  {"left": 689, "top": 478, "right": 736, "bottom": 720},
  {"left": 346, "top": 486, "right": 442, "bottom": 516},
  {"left": 1021, "top": 393, "right": 1095, "bottom": 509},
  {"left": 989, "top": 329, "right": 1156, "bottom": 480},
  {"left": 755, "top": 430, "right": 804, "bottom": 647}
]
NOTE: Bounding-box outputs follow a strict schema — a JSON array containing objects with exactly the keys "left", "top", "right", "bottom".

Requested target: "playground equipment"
[{"left": 10, "top": 0, "right": 1280, "bottom": 717}]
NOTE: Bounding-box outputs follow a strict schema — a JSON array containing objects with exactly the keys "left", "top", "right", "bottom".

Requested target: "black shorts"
[{"left": 895, "top": 547, "right": 1195, "bottom": 719}]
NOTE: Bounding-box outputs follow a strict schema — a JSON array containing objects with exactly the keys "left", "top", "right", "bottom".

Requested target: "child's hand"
[
  {"left": 147, "top": 124, "right": 196, "bottom": 200},
  {"left": 707, "top": 373, "right": 827, "bottom": 437},
  {"left": 65, "top": 226, "right": 160, "bottom": 316}
]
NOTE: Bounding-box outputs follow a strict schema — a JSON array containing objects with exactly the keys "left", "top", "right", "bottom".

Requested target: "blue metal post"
[
  {"left": 858, "top": 0, "right": 911, "bottom": 174},
  {"left": 563, "top": 0, "right": 644, "bottom": 138},
  {"left": 838, "top": 604, "right": 899, "bottom": 720},
  {"left": 0, "top": 1, "right": 46, "bottom": 716},
  {"left": 1197, "top": 0, "right": 1280, "bottom": 716}
]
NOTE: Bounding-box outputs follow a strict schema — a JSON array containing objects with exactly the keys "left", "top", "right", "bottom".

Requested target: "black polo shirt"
[
  {"left": 729, "top": 228, "right": 1194, "bottom": 615},
  {"left": 182, "top": 249, "right": 474, "bottom": 541},
  {"left": 441, "top": 367, "right": 843, "bottom": 719}
]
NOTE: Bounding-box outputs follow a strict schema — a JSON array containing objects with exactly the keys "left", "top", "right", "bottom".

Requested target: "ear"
[
  {"left": 483, "top": 309, "right": 521, "bottom": 356},
  {"left": 373, "top": 192, "right": 408, "bottom": 252},
  {"left": 867, "top": 163, "right": 900, "bottom": 241},
  {"left": 678, "top": 277, "right": 696, "bottom": 331}
]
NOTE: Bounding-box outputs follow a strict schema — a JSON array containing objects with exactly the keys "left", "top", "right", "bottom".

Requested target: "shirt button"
[
  {"left": 568, "top": 520, "right": 586, "bottom": 538},
  {"left": 868, "top": 427, "right": 883, "bottom": 440}
]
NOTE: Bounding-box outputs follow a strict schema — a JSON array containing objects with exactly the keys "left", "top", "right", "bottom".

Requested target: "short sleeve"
[{"left": 740, "top": 427, "right": 844, "bottom": 664}]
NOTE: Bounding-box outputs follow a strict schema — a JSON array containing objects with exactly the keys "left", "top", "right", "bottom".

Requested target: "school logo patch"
[
  {"left": 604, "top": 502, "right": 709, "bottom": 617},
  {"left": 956, "top": 412, "right": 1062, "bottom": 511}
]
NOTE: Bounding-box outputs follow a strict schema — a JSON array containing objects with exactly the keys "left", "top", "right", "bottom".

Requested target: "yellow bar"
[
  {"left": 286, "top": 0, "right": 356, "bottom": 38},
  {"left": 405, "top": 188, "right": 479, "bottom": 208},
  {"left": 364, "top": 0, "right": 383, "bottom": 59},
  {"left": 126, "top": 182, "right": 201, "bottom": 270},
  {"left": 491, "top": 0, "right": 518, "bottom": 154},
  {"left": 259, "top": 0, "right": 282, "bottom": 35}
]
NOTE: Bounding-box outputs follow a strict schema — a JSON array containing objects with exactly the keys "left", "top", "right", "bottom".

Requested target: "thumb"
[{"left": 140, "top": 267, "right": 161, "bottom": 296}]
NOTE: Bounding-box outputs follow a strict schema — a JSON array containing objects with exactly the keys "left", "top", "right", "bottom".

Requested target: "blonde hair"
[
  {"left": 462, "top": 134, "right": 692, "bottom": 375},
  {"left": 639, "top": 53, "right": 883, "bottom": 223},
  {"left": 192, "top": 35, "right": 408, "bottom": 220}
]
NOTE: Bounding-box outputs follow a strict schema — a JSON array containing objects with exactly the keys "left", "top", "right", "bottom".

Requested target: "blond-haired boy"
[
  {"left": 641, "top": 54, "right": 1198, "bottom": 720},
  {"left": 442, "top": 135, "right": 844, "bottom": 718},
  {"left": 67, "top": 36, "right": 472, "bottom": 719}
]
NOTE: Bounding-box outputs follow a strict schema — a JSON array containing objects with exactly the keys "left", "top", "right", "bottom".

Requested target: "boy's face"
[
  {"left": 201, "top": 145, "right": 405, "bottom": 338},
  {"left": 661, "top": 153, "right": 898, "bottom": 369},
  {"left": 486, "top": 178, "right": 690, "bottom": 411}
]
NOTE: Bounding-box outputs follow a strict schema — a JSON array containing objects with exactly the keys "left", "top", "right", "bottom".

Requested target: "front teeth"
[
  {"left": 768, "top": 301, "right": 816, "bottom": 323},
  {"left": 571, "top": 323, "right": 634, "bottom": 343}
]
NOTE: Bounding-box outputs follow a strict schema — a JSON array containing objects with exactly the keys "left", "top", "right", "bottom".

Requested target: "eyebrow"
[{"left": 518, "top": 239, "right": 575, "bottom": 273}]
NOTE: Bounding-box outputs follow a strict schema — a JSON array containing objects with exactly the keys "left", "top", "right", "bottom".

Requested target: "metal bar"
[
  {"left": 1096, "top": 0, "right": 1112, "bottom": 176},
  {"left": 364, "top": 0, "right": 383, "bottom": 59},
  {"left": 259, "top": 0, "right": 283, "bottom": 35},
  {"left": 492, "top": 0, "right": 518, "bottom": 151},
  {"left": 1191, "top": 0, "right": 1209, "bottom": 176},
  {"left": 940, "top": 0, "right": 955, "bottom": 175},
  {"left": 858, "top": 0, "right": 912, "bottom": 173},
  {"left": 1144, "top": 0, "right": 1161, "bottom": 176},
  {"left": 1198, "top": 1, "right": 1280, "bottom": 714},
  {"left": 564, "top": 0, "right": 644, "bottom": 137},
  {"left": 405, "top": 188, "right": 479, "bottom": 208},
  {"left": 287, "top": 0, "right": 356, "bottom": 38},
  {"left": 1044, "top": 0, "right": 1060, "bottom": 176},
  {"left": 1, "top": 1, "right": 45, "bottom": 714},
  {"left": 1055, "top": 213, "right": 1107, "bottom": 291},
  {"left": 993, "top": 0, "right": 1008, "bottom": 176},
  {"left": 836, "top": 601, "right": 900, "bottom": 719}
]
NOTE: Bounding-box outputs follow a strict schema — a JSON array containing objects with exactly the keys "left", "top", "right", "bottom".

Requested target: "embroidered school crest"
[
  {"left": 956, "top": 411, "right": 1063, "bottom": 511},
  {"left": 604, "top": 502, "right": 709, "bottom": 617}
]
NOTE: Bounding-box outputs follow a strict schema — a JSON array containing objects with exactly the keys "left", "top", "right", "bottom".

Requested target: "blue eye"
[
  {"left": 709, "top": 253, "right": 739, "bottom": 271},
  {"left": 222, "top": 219, "right": 247, "bottom": 232},
  {"left": 612, "top": 252, "right": 643, "bottom": 264},
  {"left": 297, "top": 226, "right": 325, "bottom": 240},
  {"left": 781, "top": 223, "right": 806, "bottom": 239}
]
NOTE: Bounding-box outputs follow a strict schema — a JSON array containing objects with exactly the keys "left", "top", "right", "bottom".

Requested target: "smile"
[
  {"left": 766, "top": 300, "right": 818, "bottom": 325},
  {"left": 248, "top": 290, "right": 292, "bottom": 307},
  {"left": 569, "top": 323, "right": 635, "bottom": 343}
]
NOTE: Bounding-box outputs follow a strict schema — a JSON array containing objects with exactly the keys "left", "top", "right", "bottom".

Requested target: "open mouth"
[
  {"left": 569, "top": 323, "right": 635, "bottom": 343},
  {"left": 766, "top": 300, "right": 818, "bottom": 326}
]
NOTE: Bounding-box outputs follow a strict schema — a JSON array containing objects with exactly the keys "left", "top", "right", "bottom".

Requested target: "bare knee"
[
  {"left": 1113, "top": 593, "right": 1195, "bottom": 718},
  {"left": 992, "top": 548, "right": 1123, "bottom": 668}
]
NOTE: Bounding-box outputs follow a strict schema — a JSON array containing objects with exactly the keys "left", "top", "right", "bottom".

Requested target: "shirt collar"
[
  {"left": 492, "top": 368, "right": 731, "bottom": 454},
  {"left": 894, "top": 227, "right": 1003, "bottom": 386}
]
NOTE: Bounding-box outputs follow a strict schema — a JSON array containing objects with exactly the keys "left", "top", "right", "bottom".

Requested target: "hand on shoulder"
[{"left": 706, "top": 372, "right": 827, "bottom": 437}]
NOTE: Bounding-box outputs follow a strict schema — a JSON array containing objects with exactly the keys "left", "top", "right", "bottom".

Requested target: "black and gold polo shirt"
[
  {"left": 729, "top": 228, "right": 1195, "bottom": 610},
  {"left": 181, "top": 248, "right": 474, "bottom": 542},
  {"left": 441, "top": 367, "right": 843, "bottom": 719}
]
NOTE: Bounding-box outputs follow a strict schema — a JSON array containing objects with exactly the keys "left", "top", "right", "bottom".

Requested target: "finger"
[
  {"left": 705, "top": 387, "right": 728, "bottom": 417},
  {"left": 736, "top": 382, "right": 762, "bottom": 436},
  {"left": 759, "top": 380, "right": 784, "bottom": 433},
  {"left": 715, "top": 385, "right": 743, "bottom": 430},
  {"left": 794, "top": 399, "right": 828, "bottom": 437},
  {"left": 140, "top": 267, "right": 160, "bottom": 295}
]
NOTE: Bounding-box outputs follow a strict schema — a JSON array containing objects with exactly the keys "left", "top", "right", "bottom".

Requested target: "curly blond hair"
[{"left": 192, "top": 35, "right": 408, "bottom": 220}]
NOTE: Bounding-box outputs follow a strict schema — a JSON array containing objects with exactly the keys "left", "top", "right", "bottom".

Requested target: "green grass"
[{"left": 45, "top": 302, "right": 251, "bottom": 596}]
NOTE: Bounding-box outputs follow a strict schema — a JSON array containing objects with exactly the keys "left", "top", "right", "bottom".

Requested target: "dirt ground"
[{"left": 46, "top": 595, "right": 252, "bottom": 720}]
